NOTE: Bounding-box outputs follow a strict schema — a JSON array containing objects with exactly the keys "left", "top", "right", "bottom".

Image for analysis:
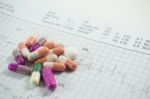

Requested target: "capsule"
[
  {"left": 18, "top": 42, "right": 30, "bottom": 58},
  {"left": 8, "top": 63, "right": 31, "bottom": 75},
  {"left": 43, "top": 62, "right": 66, "bottom": 71},
  {"left": 26, "top": 36, "right": 36, "bottom": 48},
  {"left": 12, "top": 48, "right": 25, "bottom": 65},
  {"left": 28, "top": 47, "right": 49, "bottom": 61},
  {"left": 49, "top": 47, "right": 64, "bottom": 56},
  {"left": 57, "top": 55, "right": 77, "bottom": 70},
  {"left": 44, "top": 41, "right": 64, "bottom": 49},
  {"left": 30, "top": 63, "right": 42, "bottom": 86},
  {"left": 42, "top": 67, "right": 57, "bottom": 90},
  {"left": 64, "top": 47, "right": 78, "bottom": 60},
  {"left": 35, "top": 54, "right": 57, "bottom": 64},
  {"left": 30, "top": 37, "right": 47, "bottom": 52}
]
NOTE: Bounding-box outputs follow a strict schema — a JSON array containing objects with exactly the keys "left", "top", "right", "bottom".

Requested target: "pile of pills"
[{"left": 8, "top": 35, "right": 78, "bottom": 90}]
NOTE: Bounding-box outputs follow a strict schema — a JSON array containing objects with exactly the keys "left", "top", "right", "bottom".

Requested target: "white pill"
[{"left": 64, "top": 47, "right": 78, "bottom": 60}]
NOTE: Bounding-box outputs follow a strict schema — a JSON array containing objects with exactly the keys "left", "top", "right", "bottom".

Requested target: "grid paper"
[{"left": 0, "top": 13, "right": 150, "bottom": 99}]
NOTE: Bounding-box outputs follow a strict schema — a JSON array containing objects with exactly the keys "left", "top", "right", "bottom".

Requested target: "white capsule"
[{"left": 64, "top": 47, "right": 78, "bottom": 60}]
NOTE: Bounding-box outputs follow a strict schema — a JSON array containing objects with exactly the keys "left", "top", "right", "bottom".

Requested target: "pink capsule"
[
  {"left": 42, "top": 67, "right": 57, "bottom": 90},
  {"left": 8, "top": 63, "right": 32, "bottom": 75},
  {"left": 12, "top": 48, "right": 25, "bottom": 65},
  {"left": 30, "top": 37, "right": 47, "bottom": 52}
]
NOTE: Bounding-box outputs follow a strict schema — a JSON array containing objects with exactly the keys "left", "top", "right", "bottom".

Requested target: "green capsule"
[{"left": 32, "top": 63, "right": 42, "bottom": 72}]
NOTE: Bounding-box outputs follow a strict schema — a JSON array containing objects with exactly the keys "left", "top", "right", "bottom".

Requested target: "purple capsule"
[
  {"left": 13, "top": 48, "right": 25, "bottom": 65},
  {"left": 30, "top": 37, "right": 47, "bottom": 52},
  {"left": 42, "top": 67, "right": 57, "bottom": 90},
  {"left": 8, "top": 63, "right": 32, "bottom": 75}
]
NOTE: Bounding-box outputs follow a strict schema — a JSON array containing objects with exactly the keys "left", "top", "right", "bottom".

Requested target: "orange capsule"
[
  {"left": 43, "top": 62, "right": 66, "bottom": 71},
  {"left": 26, "top": 36, "right": 36, "bottom": 48},
  {"left": 49, "top": 47, "right": 64, "bottom": 56},
  {"left": 44, "top": 41, "right": 64, "bottom": 49},
  {"left": 57, "top": 55, "right": 77, "bottom": 70},
  {"left": 35, "top": 54, "right": 57, "bottom": 63},
  {"left": 28, "top": 47, "right": 49, "bottom": 61},
  {"left": 18, "top": 42, "right": 29, "bottom": 58}
]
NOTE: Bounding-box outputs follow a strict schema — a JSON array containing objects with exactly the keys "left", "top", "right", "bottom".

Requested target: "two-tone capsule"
[
  {"left": 8, "top": 63, "right": 31, "bottom": 75},
  {"left": 49, "top": 47, "right": 78, "bottom": 60},
  {"left": 13, "top": 48, "right": 25, "bottom": 65},
  {"left": 26, "top": 36, "right": 36, "bottom": 48},
  {"left": 49, "top": 47, "right": 64, "bottom": 56},
  {"left": 43, "top": 62, "right": 66, "bottom": 71},
  {"left": 28, "top": 47, "right": 49, "bottom": 61},
  {"left": 57, "top": 55, "right": 77, "bottom": 70},
  {"left": 30, "top": 63, "right": 42, "bottom": 86},
  {"left": 18, "top": 42, "right": 30, "bottom": 58},
  {"left": 42, "top": 67, "right": 57, "bottom": 90},
  {"left": 30, "top": 37, "right": 47, "bottom": 52},
  {"left": 35, "top": 54, "right": 57, "bottom": 64},
  {"left": 44, "top": 41, "right": 63, "bottom": 49}
]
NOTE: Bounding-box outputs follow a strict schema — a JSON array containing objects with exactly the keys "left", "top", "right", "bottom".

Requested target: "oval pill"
[
  {"left": 57, "top": 55, "right": 77, "bottom": 70},
  {"left": 35, "top": 54, "right": 57, "bottom": 64},
  {"left": 30, "top": 63, "right": 42, "bottom": 86},
  {"left": 44, "top": 41, "right": 64, "bottom": 49},
  {"left": 49, "top": 47, "right": 64, "bottom": 56},
  {"left": 18, "top": 42, "right": 30, "bottom": 58},
  {"left": 43, "top": 62, "right": 66, "bottom": 71},
  {"left": 8, "top": 63, "right": 31, "bottom": 75},
  {"left": 28, "top": 47, "right": 49, "bottom": 61},
  {"left": 30, "top": 37, "right": 47, "bottom": 52},
  {"left": 13, "top": 48, "right": 25, "bottom": 65},
  {"left": 42, "top": 67, "right": 57, "bottom": 90}
]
